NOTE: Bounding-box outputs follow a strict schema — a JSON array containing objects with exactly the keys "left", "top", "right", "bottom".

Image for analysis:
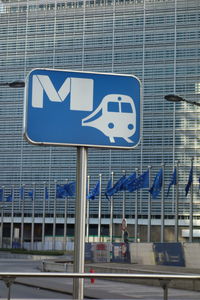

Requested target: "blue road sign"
[{"left": 24, "top": 68, "right": 141, "bottom": 149}]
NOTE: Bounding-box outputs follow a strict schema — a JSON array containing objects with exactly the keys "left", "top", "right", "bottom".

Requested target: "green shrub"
[{"left": 0, "top": 248, "right": 73, "bottom": 256}]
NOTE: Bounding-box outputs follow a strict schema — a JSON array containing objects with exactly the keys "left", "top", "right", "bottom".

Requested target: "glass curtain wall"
[{"left": 0, "top": 0, "right": 200, "bottom": 224}]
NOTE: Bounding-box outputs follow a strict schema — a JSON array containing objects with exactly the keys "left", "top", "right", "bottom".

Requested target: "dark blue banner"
[
  {"left": 111, "top": 242, "right": 130, "bottom": 263},
  {"left": 85, "top": 243, "right": 93, "bottom": 262},
  {"left": 153, "top": 243, "right": 185, "bottom": 266},
  {"left": 12, "top": 241, "right": 21, "bottom": 249}
]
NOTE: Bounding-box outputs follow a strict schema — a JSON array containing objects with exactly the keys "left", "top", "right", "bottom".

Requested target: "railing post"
[
  {"left": 2, "top": 277, "right": 16, "bottom": 300},
  {"left": 159, "top": 279, "right": 170, "bottom": 300}
]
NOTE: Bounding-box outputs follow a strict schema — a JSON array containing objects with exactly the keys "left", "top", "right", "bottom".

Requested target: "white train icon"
[{"left": 82, "top": 94, "right": 136, "bottom": 143}]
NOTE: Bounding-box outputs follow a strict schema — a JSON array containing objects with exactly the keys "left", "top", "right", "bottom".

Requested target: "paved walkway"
[
  {"left": 14, "top": 262, "right": 200, "bottom": 299},
  {"left": 14, "top": 275, "right": 200, "bottom": 300},
  {"left": 1, "top": 258, "right": 200, "bottom": 299}
]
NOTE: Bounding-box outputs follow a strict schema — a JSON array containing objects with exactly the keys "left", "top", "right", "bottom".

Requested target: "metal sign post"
[{"left": 73, "top": 147, "right": 88, "bottom": 300}]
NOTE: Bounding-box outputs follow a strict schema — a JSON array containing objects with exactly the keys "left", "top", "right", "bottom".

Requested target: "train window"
[
  {"left": 107, "top": 102, "right": 119, "bottom": 112},
  {"left": 121, "top": 102, "right": 133, "bottom": 113}
]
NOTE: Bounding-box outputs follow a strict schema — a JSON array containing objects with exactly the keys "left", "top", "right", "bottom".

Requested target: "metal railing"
[{"left": 1, "top": 272, "right": 200, "bottom": 300}]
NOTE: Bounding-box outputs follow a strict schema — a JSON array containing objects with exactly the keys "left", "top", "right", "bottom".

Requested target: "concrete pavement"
[
  {"left": 14, "top": 275, "right": 200, "bottom": 300},
  {"left": 1, "top": 257, "right": 200, "bottom": 299},
  {"left": 13, "top": 261, "right": 200, "bottom": 299}
]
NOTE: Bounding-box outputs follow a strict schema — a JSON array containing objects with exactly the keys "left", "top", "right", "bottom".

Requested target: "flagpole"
[
  {"left": 147, "top": 166, "right": 152, "bottom": 243},
  {"left": 189, "top": 157, "right": 194, "bottom": 243},
  {"left": 175, "top": 161, "right": 179, "bottom": 242},
  {"left": 134, "top": 168, "right": 138, "bottom": 243},
  {"left": 42, "top": 182, "right": 46, "bottom": 250},
  {"left": 0, "top": 186, "right": 4, "bottom": 248},
  {"left": 121, "top": 170, "right": 126, "bottom": 242},
  {"left": 63, "top": 179, "right": 68, "bottom": 250},
  {"left": 97, "top": 174, "right": 102, "bottom": 242},
  {"left": 122, "top": 170, "right": 126, "bottom": 220},
  {"left": 31, "top": 183, "right": 35, "bottom": 250},
  {"left": 161, "top": 164, "right": 165, "bottom": 243},
  {"left": 20, "top": 184, "right": 24, "bottom": 249},
  {"left": 10, "top": 185, "right": 14, "bottom": 248},
  {"left": 110, "top": 171, "right": 114, "bottom": 243},
  {"left": 64, "top": 195, "right": 68, "bottom": 249},
  {"left": 86, "top": 175, "right": 90, "bottom": 242},
  {"left": 53, "top": 180, "right": 57, "bottom": 250}
]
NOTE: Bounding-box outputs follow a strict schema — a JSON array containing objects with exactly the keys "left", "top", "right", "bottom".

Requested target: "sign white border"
[{"left": 24, "top": 68, "right": 142, "bottom": 150}]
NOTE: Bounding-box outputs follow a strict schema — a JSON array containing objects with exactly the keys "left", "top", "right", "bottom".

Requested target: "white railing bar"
[{"left": 0, "top": 272, "right": 200, "bottom": 280}]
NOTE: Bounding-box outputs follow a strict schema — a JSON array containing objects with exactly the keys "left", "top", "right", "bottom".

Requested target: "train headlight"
[
  {"left": 128, "top": 124, "right": 134, "bottom": 130},
  {"left": 108, "top": 122, "right": 114, "bottom": 129}
]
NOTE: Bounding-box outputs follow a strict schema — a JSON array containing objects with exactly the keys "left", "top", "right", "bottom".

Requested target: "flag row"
[
  {"left": 56, "top": 161, "right": 196, "bottom": 200},
  {"left": 0, "top": 162, "right": 195, "bottom": 202}
]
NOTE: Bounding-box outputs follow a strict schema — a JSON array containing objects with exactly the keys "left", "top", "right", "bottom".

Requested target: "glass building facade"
[{"left": 0, "top": 0, "right": 200, "bottom": 242}]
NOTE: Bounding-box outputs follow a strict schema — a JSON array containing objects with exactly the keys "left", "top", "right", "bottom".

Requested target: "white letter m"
[{"left": 32, "top": 75, "right": 70, "bottom": 108}]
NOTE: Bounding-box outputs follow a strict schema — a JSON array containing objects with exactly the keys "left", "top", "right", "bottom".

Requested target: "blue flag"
[
  {"left": 128, "top": 170, "right": 149, "bottom": 192},
  {"left": 28, "top": 189, "right": 34, "bottom": 200},
  {"left": 0, "top": 189, "right": 3, "bottom": 202},
  {"left": 45, "top": 186, "right": 49, "bottom": 200},
  {"left": 87, "top": 180, "right": 100, "bottom": 200},
  {"left": 149, "top": 168, "right": 163, "bottom": 199},
  {"left": 122, "top": 172, "right": 136, "bottom": 190},
  {"left": 185, "top": 164, "right": 193, "bottom": 196},
  {"left": 64, "top": 182, "right": 76, "bottom": 197},
  {"left": 6, "top": 194, "right": 13, "bottom": 202},
  {"left": 20, "top": 187, "right": 24, "bottom": 200},
  {"left": 105, "top": 175, "right": 126, "bottom": 197},
  {"left": 56, "top": 184, "right": 65, "bottom": 199},
  {"left": 105, "top": 178, "right": 112, "bottom": 200},
  {"left": 167, "top": 168, "right": 177, "bottom": 197}
]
